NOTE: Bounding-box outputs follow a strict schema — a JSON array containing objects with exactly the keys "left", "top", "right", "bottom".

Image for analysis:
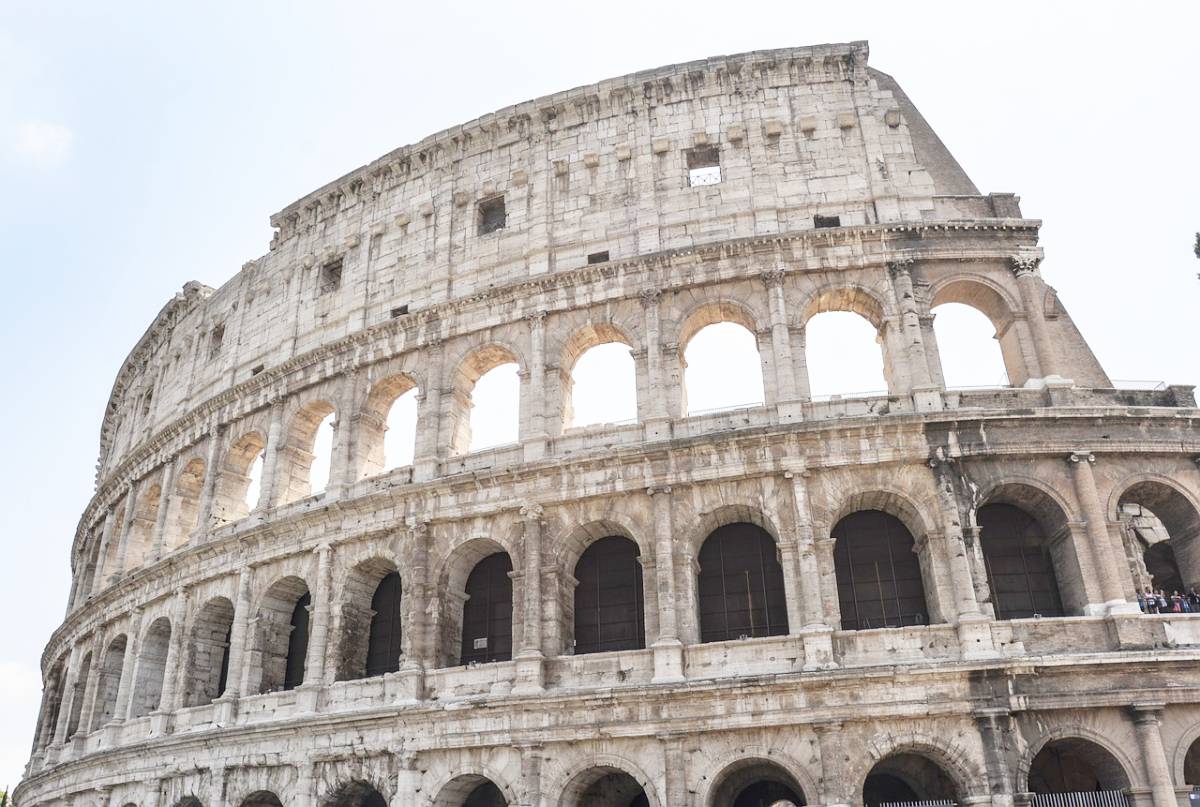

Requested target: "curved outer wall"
[{"left": 19, "top": 40, "right": 1200, "bottom": 807}]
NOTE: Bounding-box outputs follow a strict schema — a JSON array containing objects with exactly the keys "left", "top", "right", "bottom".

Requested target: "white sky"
[{"left": 1, "top": 1, "right": 1197, "bottom": 790}]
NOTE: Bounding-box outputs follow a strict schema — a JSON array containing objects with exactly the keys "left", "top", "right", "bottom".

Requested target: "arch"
[
  {"left": 358, "top": 373, "right": 420, "bottom": 478},
  {"left": 449, "top": 343, "right": 522, "bottom": 455},
  {"left": 833, "top": 510, "right": 930, "bottom": 630},
  {"left": 435, "top": 536, "right": 517, "bottom": 666},
  {"left": 978, "top": 503, "right": 1065, "bottom": 619},
  {"left": 65, "top": 649, "right": 93, "bottom": 737},
  {"left": 800, "top": 284, "right": 890, "bottom": 329},
  {"left": 253, "top": 576, "right": 311, "bottom": 693},
  {"left": 35, "top": 656, "right": 67, "bottom": 750},
  {"left": 431, "top": 774, "right": 512, "bottom": 807},
  {"left": 560, "top": 765, "right": 654, "bottom": 807},
  {"left": 801, "top": 285, "right": 891, "bottom": 399},
  {"left": 278, "top": 398, "right": 337, "bottom": 504},
  {"left": 863, "top": 752, "right": 964, "bottom": 806},
  {"left": 322, "top": 780, "right": 388, "bottom": 807},
  {"left": 335, "top": 557, "right": 402, "bottom": 681},
  {"left": 1113, "top": 476, "right": 1200, "bottom": 592},
  {"left": 573, "top": 535, "right": 645, "bottom": 655},
  {"left": 239, "top": 792, "right": 284, "bottom": 807},
  {"left": 90, "top": 634, "right": 126, "bottom": 730},
  {"left": 930, "top": 275, "right": 1027, "bottom": 386},
  {"left": 679, "top": 301, "right": 765, "bottom": 416},
  {"left": 214, "top": 430, "right": 266, "bottom": 522},
  {"left": 1027, "top": 736, "right": 1134, "bottom": 794},
  {"left": 130, "top": 616, "right": 171, "bottom": 719},
  {"left": 185, "top": 596, "right": 234, "bottom": 707},
  {"left": 698, "top": 523, "right": 789, "bottom": 642},
  {"left": 562, "top": 325, "right": 638, "bottom": 429},
  {"left": 459, "top": 552, "right": 515, "bottom": 665},
  {"left": 169, "top": 456, "right": 207, "bottom": 548},
  {"left": 706, "top": 756, "right": 810, "bottom": 807},
  {"left": 172, "top": 798, "right": 204, "bottom": 807},
  {"left": 124, "top": 482, "right": 163, "bottom": 571},
  {"left": 1173, "top": 722, "right": 1200, "bottom": 787},
  {"left": 682, "top": 504, "right": 785, "bottom": 560}
]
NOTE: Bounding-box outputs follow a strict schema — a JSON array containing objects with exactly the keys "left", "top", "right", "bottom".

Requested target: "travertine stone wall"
[{"left": 19, "top": 41, "right": 1200, "bottom": 807}]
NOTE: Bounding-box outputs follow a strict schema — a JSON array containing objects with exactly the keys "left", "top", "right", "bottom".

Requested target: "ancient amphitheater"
[{"left": 17, "top": 40, "right": 1200, "bottom": 807}]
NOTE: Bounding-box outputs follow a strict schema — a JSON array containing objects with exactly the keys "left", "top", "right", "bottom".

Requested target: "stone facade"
[{"left": 17, "top": 40, "right": 1200, "bottom": 807}]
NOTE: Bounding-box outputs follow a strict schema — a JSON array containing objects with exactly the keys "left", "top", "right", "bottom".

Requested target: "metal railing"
[
  {"left": 1030, "top": 791, "right": 1130, "bottom": 807},
  {"left": 1111, "top": 379, "right": 1168, "bottom": 390},
  {"left": 878, "top": 800, "right": 957, "bottom": 807}
]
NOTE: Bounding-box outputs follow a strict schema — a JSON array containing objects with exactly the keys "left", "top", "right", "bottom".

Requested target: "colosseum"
[{"left": 16, "top": 39, "right": 1200, "bottom": 807}]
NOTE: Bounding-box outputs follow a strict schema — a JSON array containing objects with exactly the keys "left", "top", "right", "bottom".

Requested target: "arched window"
[
  {"left": 124, "top": 482, "right": 162, "bottom": 571},
  {"left": 931, "top": 302, "right": 1009, "bottom": 388},
  {"left": 566, "top": 342, "right": 637, "bottom": 428},
  {"left": 240, "top": 793, "right": 284, "bottom": 807},
  {"left": 683, "top": 322, "right": 765, "bottom": 415},
  {"left": 36, "top": 660, "right": 66, "bottom": 749},
  {"left": 464, "top": 783, "right": 508, "bottom": 807},
  {"left": 469, "top": 364, "right": 519, "bottom": 451},
  {"left": 130, "top": 617, "right": 171, "bottom": 719},
  {"left": 863, "top": 753, "right": 961, "bottom": 807},
  {"left": 384, "top": 388, "right": 418, "bottom": 470},
  {"left": 562, "top": 767, "right": 650, "bottom": 807},
  {"left": 308, "top": 410, "right": 337, "bottom": 495},
  {"left": 214, "top": 431, "right": 265, "bottom": 522},
  {"left": 186, "top": 597, "right": 234, "bottom": 707},
  {"left": 284, "top": 592, "right": 311, "bottom": 690},
  {"left": 710, "top": 759, "right": 807, "bottom": 807},
  {"left": 276, "top": 400, "right": 336, "bottom": 504},
  {"left": 805, "top": 311, "right": 887, "bottom": 398},
  {"left": 573, "top": 536, "right": 645, "bottom": 655},
  {"left": 1117, "top": 481, "right": 1200, "bottom": 595},
  {"left": 979, "top": 504, "right": 1064, "bottom": 619},
  {"left": 366, "top": 572, "right": 403, "bottom": 678},
  {"left": 171, "top": 457, "right": 207, "bottom": 546},
  {"left": 325, "top": 780, "right": 388, "bottom": 807},
  {"left": 697, "top": 523, "right": 789, "bottom": 643},
  {"left": 1029, "top": 738, "right": 1131, "bottom": 795},
  {"left": 91, "top": 635, "right": 126, "bottom": 730},
  {"left": 460, "top": 553, "right": 513, "bottom": 665},
  {"left": 833, "top": 511, "right": 928, "bottom": 630},
  {"left": 65, "top": 651, "right": 92, "bottom": 737},
  {"left": 433, "top": 776, "right": 509, "bottom": 807}
]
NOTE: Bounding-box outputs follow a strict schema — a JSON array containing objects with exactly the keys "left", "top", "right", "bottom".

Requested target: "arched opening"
[
  {"left": 978, "top": 503, "right": 1065, "bottom": 619},
  {"left": 1183, "top": 734, "right": 1200, "bottom": 786},
  {"left": 323, "top": 780, "right": 388, "bottom": 807},
  {"left": 65, "top": 650, "right": 92, "bottom": 737},
  {"left": 562, "top": 766, "right": 650, "bottom": 807},
  {"left": 450, "top": 345, "right": 521, "bottom": 455},
  {"left": 185, "top": 597, "right": 234, "bottom": 707},
  {"left": 1028, "top": 738, "right": 1132, "bottom": 798},
  {"left": 697, "top": 523, "right": 789, "bottom": 643},
  {"left": 170, "top": 457, "right": 207, "bottom": 548},
  {"left": 931, "top": 279, "right": 1027, "bottom": 386},
  {"left": 35, "top": 658, "right": 66, "bottom": 749},
  {"left": 565, "top": 341, "right": 638, "bottom": 428},
  {"left": 214, "top": 430, "right": 266, "bottom": 522},
  {"left": 1117, "top": 481, "right": 1200, "bottom": 597},
  {"left": 433, "top": 775, "right": 509, "bottom": 807},
  {"left": 90, "top": 634, "right": 126, "bottom": 730},
  {"left": 173, "top": 798, "right": 204, "bottom": 807},
  {"left": 459, "top": 552, "right": 514, "bottom": 665},
  {"left": 240, "top": 792, "right": 284, "bottom": 807},
  {"left": 709, "top": 759, "right": 807, "bottom": 807},
  {"left": 863, "top": 752, "right": 961, "bottom": 807},
  {"left": 358, "top": 374, "right": 419, "bottom": 478},
  {"left": 930, "top": 302, "right": 1009, "bottom": 388},
  {"left": 682, "top": 321, "right": 765, "bottom": 416},
  {"left": 805, "top": 311, "right": 887, "bottom": 399},
  {"left": 279, "top": 400, "right": 337, "bottom": 504},
  {"left": 833, "top": 510, "right": 929, "bottom": 630},
  {"left": 124, "top": 482, "right": 162, "bottom": 571},
  {"left": 130, "top": 617, "right": 171, "bottom": 719},
  {"left": 253, "top": 576, "right": 310, "bottom": 693},
  {"left": 573, "top": 536, "right": 645, "bottom": 655},
  {"left": 336, "top": 558, "right": 402, "bottom": 680}
]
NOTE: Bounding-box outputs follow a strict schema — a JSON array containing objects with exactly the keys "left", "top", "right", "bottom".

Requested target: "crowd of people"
[{"left": 1139, "top": 587, "right": 1200, "bottom": 613}]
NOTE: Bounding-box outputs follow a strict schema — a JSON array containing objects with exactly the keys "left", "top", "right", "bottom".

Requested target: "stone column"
[
  {"left": 888, "top": 257, "right": 941, "bottom": 409},
  {"left": 151, "top": 587, "right": 189, "bottom": 732},
  {"left": 329, "top": 372, "right": 362, "bottom": 496},
  {"left": 398, "top": 519, "right": 430, "bottom": 702},
  {"left": 112, "top": 608, "right": 143, "bottom": 724},
  {"left": 522, "top": 311, "right": 549, "bottom": 461},
  {"left": 516, "top": 743, "right": 544, "bottom": 807},
  {"left": 514, "top": 504, "right": 546, "bottom": 694},
  {"left": 816, "top": 722, "right": 852, "bottom": 807},
  {"left": 74, "top": 629, "right": 107, "bottom": 740},
  {"left": 784, "top": 466, "right": 836, "bottom": 669},
  {"left": 1068, "top": 452, "right": 1134, "bottom": 612},
  {"left": 763, "top": 267, "right": 803, "bottom": 421},
  {"left": 216, "top": 567, "right": 254, "bottom": 721},
  {"left": 1130, "top": 704, "right": 1177, "bottom": 807},
  {"left": 193, "top": 426, "right": 223, "bottom": 541},
  {"left": 393, "top": 751, "right": 419, "bottom": 807},
  {"left": 413, "top": 338, "right": 445, "bottom": 482},
  {"left": 92, "top": 507, "right": 117, "bottom": 595},
  {"left": 660, "top": 733, "right": 687, "bottom": 807},
  {"left": 640, "top": 289, "right": 671, "bottom": 438},
  {"left": 298, "top": 543, "right": 333, "bottom": 708},
  {"left": 1010, "top": 254, "right": 1060, "bottom": 380},
  {"left": 256, "top": 401, "right": 286, "bottom": 511},
  {"left": 649, "top": 486, "right": 684, "bottom": 682},
  {"left": 149, "top": 459, "right": 176, "bottom": 561},
  {"left": 111, "top": 481, "right": 141, "bottom": 581},
  {"left": 52, "top": 644, "right": 82, "bottom": 746},
  {"left": 930, "top": 463, "right": 989, "bottom": 632},
  {"left": 208, "top": 764, "right": 226, "bottom": 807},
  {"left": 790, "top": 324, "right": 812, "bottom": 402},
  {"left": 976, "top": 711, "right": 1015, "bottom": 807}
]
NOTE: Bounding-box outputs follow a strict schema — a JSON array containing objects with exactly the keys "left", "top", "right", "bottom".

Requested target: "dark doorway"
[
  {"left": 366, "top": 572, "right": 403, "bottom": 677},
  {"left": 733, "top": 780, "right": 805, "bottom": 807},
  {"left": 460, "top": 553, "right": 514, "bottom": 665},
  {"left": 574, "top": 536, "right": 645, "bottom": 655},
  {"left": 833, "top": 511, "right": 928, "bottom": 630},
  {"left": 464, "top": 781, "right": 508, "bottom": 807},
  {"left": 283, "top": 591, "right": 311, "bottom": 690},
  {"left": 979, "top": 504, "right": 1065, "bottom": 619},
  {"left": 1144, "top": 542, "right": 1184, "bottom": 595},
  {"left": 697, "top": 523, "right": 789, "bottom": 643}
]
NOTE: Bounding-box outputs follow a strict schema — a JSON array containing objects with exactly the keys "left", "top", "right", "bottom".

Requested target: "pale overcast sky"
[{"left": 1, "top": 1, "right": 1197, "bottom": 790}]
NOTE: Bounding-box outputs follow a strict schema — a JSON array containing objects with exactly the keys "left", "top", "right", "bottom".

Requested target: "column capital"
[
  {"left": 519, "top": 502, "right": 545, "bottom": 522},
  {"left": 647, "top": 485, "right": 672, "bottom": 496},
  {"left": 314, "top": 542, "right": 332, "bottom": 556},
  {"left": 525, "top": 309, "right": 547, "bottom": 326},
  {"left": 1068, "top": 451, "right": 1096, "bottom": 465},
  {"left": 639, "top": 288, "right": 662, "bottom": 308},
  {"left": 886, "top": 255, "right": 916, "bottom": 276},
  {"left": 1131, "top": 702, "right": 1167, "bottom": 721},
  {"left": 405, "top": 515, "right": 432, "bottom": 535},
  {"left": 761, "top": 267, "right": 786, "bottom": 288},
  {"left": 1010, "top": 252, "right": 1043, "bottom": 277}
]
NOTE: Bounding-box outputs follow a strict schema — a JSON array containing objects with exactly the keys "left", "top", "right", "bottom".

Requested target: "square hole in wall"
[
  {"left": 478, "top": 196, "right": 506, "bottom": 234},
  {"left": 686, "top": 146, "right": 721, "bottom": 187},
  {"left": 208, "top": 324, "right": 225, "bottom": 359},
  {"left": 587, "top": 250, "right": 610, "bottom": 264},
  {"left": 814, "top": 214, "right": 841, "bottom": 229},
  {"left": 251, "top": 364, "right": 265, "bottom": 377},
  {"left": 319, "top": 259, "right": 343, "bottom": 294},
  {"left": 390, "top": 304, "right": 409, "bottom": 318}
]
